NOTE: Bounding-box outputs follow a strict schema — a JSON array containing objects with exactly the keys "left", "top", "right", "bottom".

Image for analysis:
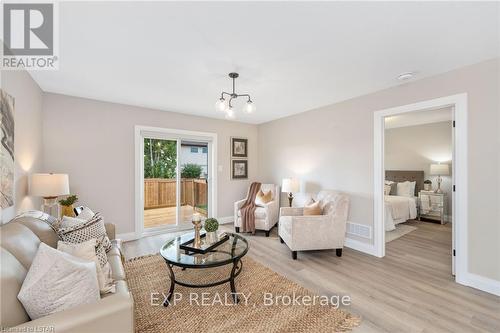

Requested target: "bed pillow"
[
  {"left": 57, "top": 239, "right": 114, "bottom": 294},
  {"left": 384, "top": 185, "right": 392, "bottom": 195},
  {"left": 396, "top": 181, "right": 415, "bottom": 197},
  {"left": 17, "top": 243, "right": 100, "bottom": 320}
]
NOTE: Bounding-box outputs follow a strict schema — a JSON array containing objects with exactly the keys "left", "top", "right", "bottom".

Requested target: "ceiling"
[
  {"left": 29, "top": 2, "right": 499, "bottom": 124},
  {"left": 384, "top": 107, "right": 452, "bottom": 129}
]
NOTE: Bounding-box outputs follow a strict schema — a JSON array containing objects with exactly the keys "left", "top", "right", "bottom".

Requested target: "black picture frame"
[
  {"left": 232, "top": 160, "right": 248, "bottom": 179},
  {"left": 231, "top": 138, "right": 248, "bottom": 158}
]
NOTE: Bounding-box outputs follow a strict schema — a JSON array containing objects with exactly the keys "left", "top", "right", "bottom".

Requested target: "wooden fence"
[{"left": 144, "top": 178, "right": 207, "bottom": 214}]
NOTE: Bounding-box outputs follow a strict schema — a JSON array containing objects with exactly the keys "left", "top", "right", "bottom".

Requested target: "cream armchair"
[
  {"left": 278, "top": 190, "right": 349, "bottom": 260},
  {"left": 234, "top": 184, "right": 280, "bottom": 237}
]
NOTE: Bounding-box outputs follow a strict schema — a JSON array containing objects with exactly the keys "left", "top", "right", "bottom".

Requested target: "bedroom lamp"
[
  {"left": 282, "top": 178, "right": 300, "bottom": 207},
  {"left": 30, "top": 173, "right": 70, "bottom": 216},
  {"left": 430, "top": 164, "right": 449, "bottom": 194}
]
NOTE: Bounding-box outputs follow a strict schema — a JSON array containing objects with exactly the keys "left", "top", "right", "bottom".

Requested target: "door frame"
[
  {"left": 134, "top": 125, "right": 218, "bottom": 239},
  {"left": 373, "top": 93, "right": 467, "bottom": 283}
]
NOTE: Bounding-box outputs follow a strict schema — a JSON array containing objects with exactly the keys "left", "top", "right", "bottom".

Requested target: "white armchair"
[
  {"left": 278, "top": 190, "right": 349, "bottom": 260},
  {"left": 234, "top": 184, "right": 280, "bottom": 237}
]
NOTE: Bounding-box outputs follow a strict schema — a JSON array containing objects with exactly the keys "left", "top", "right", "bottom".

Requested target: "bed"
[{"left": 384, "top": 170, "right": 424, "bottom": 231}]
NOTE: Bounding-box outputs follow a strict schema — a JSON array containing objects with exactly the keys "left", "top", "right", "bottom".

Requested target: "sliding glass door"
[
  {"left": 143, "top": 138, "right": 178, "bottom": 228},
  {"left": 138, "top": 127, "right": 214, "bottom": 234}
]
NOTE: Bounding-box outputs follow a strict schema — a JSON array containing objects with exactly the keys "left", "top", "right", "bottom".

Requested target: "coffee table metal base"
[{"left": 163, "top": 259, "right": 243, "bottom": 307}]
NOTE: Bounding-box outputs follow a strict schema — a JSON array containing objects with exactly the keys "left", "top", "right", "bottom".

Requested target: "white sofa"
[
  {"left": 234, "top": 184, "right": 279, "bottom": 237},
  {"left": 0, "top": 212, "right": 134, "bottom": 333},
  {"left": 278, "top": 190, "right": 349, "bottom": 260}
]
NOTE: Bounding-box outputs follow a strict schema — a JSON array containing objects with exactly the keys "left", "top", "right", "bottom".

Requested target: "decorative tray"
[{"left": 180, "top": 233, "right": 230, "bottom": 254}]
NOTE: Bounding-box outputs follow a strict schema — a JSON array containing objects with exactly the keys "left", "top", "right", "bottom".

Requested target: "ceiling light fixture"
[
  {"left": 215, "top": 72, "right": 255, "bottom": 118},
  {"left": 397, "top": 72, "right": 415, "bottom": 81}
]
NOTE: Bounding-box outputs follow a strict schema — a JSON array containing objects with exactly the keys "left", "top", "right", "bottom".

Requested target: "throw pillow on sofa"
[
  {"left": 75, "top": 206, "right": 95, "bottom": 221},
  {"left": 17, "top": 243, "right": 100, "bottom": 320},
  {"left": 57, "top": 213, "right": 112, "bottom": 267},
  {"left": 57, "top": 239, "right": 114, "bottom": 294}
]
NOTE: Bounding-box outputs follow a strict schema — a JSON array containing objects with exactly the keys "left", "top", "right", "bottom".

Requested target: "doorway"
[
  {"left": 373, "top": 93, "right": 468, "bottom": 284},
  {"left": 135, "top": 126, "right": 217, "bottom": 237}
]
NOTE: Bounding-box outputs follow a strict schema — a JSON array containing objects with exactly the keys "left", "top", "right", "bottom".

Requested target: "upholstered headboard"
[{"left": 385, "top": 170, "right": 424, "bottom": 196}]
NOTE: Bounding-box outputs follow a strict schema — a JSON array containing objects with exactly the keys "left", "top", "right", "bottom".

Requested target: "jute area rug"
[{"left": 124, "top": 254, "right": 360, "bottom": 333}]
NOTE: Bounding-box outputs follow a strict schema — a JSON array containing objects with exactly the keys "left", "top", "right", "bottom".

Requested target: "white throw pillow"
[
  {"left": 17, "top": 243, "right": 100, "bottom": 320},
  {"left": 396, "top": 181, "right": 415, "bottom": 197},
  {"left": 57, "top": 239, "right": 114, "bottom": 294},
  {"left": 77, "top": 207, "right": 95, "bottom": 221}
]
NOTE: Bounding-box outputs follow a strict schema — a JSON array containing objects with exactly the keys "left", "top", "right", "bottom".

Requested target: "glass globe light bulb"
[
  {"left": 245, "top": 100, "right": 255, "bottom": 114},
  {"left": 215, "top": 98, "right": 226, "bottom": 112},
  {"left": 225, "top": 107, "right": 235, "bottom": 119}
]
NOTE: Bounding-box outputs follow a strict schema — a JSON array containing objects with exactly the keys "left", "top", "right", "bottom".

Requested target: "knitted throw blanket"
[{"left": 240, "top": 182, "right": 262, "bottom": 233}]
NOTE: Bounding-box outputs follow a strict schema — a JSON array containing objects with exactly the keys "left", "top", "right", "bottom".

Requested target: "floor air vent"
[{"left": 346, "top": 222, "right": 372, "bottom": 239}]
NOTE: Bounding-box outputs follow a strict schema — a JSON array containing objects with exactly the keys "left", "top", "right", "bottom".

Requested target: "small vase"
[
  {"left": 61, "top": 205, "right": 75, "bottom": 218},
  {"left": 206, "top": 231, "right": 218, "bottom": 244}
]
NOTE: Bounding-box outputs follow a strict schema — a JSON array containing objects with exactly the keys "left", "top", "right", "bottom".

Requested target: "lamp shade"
[
  {"left": 430, "top": 164, "right": 450, "bottom": 176},
  {"left": 281, "top": 178, "right": 300, "bottom": 193},
  {"left": 30, "top": 173, "right": 70, "bottom": 197}
]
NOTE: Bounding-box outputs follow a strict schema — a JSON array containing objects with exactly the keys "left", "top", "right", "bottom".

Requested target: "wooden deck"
[{"left": 143, "top": 205, "right": 207, "bottom": 228}]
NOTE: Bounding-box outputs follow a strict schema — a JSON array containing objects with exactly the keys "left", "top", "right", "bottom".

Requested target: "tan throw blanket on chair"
[{"left": 240, "top": 182, "right": 262, "bottom": 234}]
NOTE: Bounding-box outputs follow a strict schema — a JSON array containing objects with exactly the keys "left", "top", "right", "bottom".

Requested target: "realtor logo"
[{"left": 2, "top": 2, "right": 59, "bottom": 70}]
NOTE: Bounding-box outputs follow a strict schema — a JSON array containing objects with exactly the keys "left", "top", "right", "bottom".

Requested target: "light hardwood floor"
[{"left": 123, "top": 221, "right": 500, "bottom": 332}]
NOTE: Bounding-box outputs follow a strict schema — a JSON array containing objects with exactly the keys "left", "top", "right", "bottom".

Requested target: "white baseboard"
[
  {"left": 217, "top": 216, "right": 234, "bottom": 224},
  {"left": 457, "top": 272, "right": 500, "bottom": 296},
  {"left": 344, "top": 237, "right": 378, "bottom": 257},
  {"left": 116, "top": 232, "right": 137, "bottom": 242}
]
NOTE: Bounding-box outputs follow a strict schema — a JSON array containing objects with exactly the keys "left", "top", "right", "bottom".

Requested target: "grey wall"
[
  {"left": 42, "top": 93, "right": 258, "bottom": 234},
  {"left": 385, "top": 121, "right": 453, "bottom": 217},
  {"left": 258, "top": 58, "right": 500, "bottom": 281},
  {"left": 0, "top": 71, "right": 44, "bottom": 223}
]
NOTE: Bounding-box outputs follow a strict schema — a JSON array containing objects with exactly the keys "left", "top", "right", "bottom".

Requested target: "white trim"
[
  {"left": 373, "top": 94, "right": 468, "bottom": 282},
  {"left": 457, "top": 273, "right": 500, "bottom": 297},
  {"left": 135, "top": 126, "right": 218, "bottom": 239},
  {"left": 117, "top": 232, "right": 137, "bottom": 242},
  {"left": 344, "top": 237, "right": 377, "bottom": 256}
]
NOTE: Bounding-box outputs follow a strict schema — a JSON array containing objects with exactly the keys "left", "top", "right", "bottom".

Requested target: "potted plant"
[
  {"left": 59, "top": 195, "right": 78, "bottom": 218},
  {"left": 204, "top": 218, "right": 219, "bottom": 244}
]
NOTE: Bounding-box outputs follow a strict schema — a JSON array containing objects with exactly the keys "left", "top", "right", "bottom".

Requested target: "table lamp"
[
  {"left": 30, "top": 173, "right": 70, "bottom": 216},
  {"left": 430, "top": 164, "right": 449, "bottom": 194},
  {"left": 282, "top": 178, "right": 300, "bottom": 207}
]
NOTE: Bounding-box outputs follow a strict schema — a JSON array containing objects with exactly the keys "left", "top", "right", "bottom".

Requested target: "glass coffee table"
[{"left": 159, "top": 232, "right": 249, "bottom": 306}]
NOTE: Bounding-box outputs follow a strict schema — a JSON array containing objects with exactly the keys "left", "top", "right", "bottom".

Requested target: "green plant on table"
[
  {"left": 204, "top": 218, "right": 219, "bottom": 232},
  {"left": 59, "top": 195, "right": 78, "bottom": 206}
]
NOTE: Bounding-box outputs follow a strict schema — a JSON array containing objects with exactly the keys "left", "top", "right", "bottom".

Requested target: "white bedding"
[{"left": 384, "top": 195, "right": 417, "bottom": 231}]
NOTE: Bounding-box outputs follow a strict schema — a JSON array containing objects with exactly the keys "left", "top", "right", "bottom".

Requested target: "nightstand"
[{"left": 418, "top": 191, "right": 447, "bottom": 224}]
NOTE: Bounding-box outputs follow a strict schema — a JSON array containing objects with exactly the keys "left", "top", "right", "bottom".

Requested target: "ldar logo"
[{"left": 2, "top": 2, "right": 59, "bottom": 70}]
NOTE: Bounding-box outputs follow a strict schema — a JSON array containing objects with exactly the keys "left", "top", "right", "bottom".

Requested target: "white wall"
[
  {"left": 0, "top": 71, "right": 44, "bottom": 223},
  {"left": 385, "top": 121, "right": 453, "bottom": 217},
  {"left": 42, "top": 93, "right": 258, "bottom": 234},
  {"left": 258, "top": 58, "right": 500, "bottom": 281}
]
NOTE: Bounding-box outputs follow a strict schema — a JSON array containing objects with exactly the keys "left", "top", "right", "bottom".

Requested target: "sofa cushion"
[
  {"left": 0, "top": 248, "right": 30, "bottom": 327},
  {"left": 0, "top": 223, "right": 41, "bottom": 270},
  {"left": 237, "top": 207, "right": 267, "bottom": 219},
  {"left": 17, "top": 243, "right": 100, "bottom": 320}
]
